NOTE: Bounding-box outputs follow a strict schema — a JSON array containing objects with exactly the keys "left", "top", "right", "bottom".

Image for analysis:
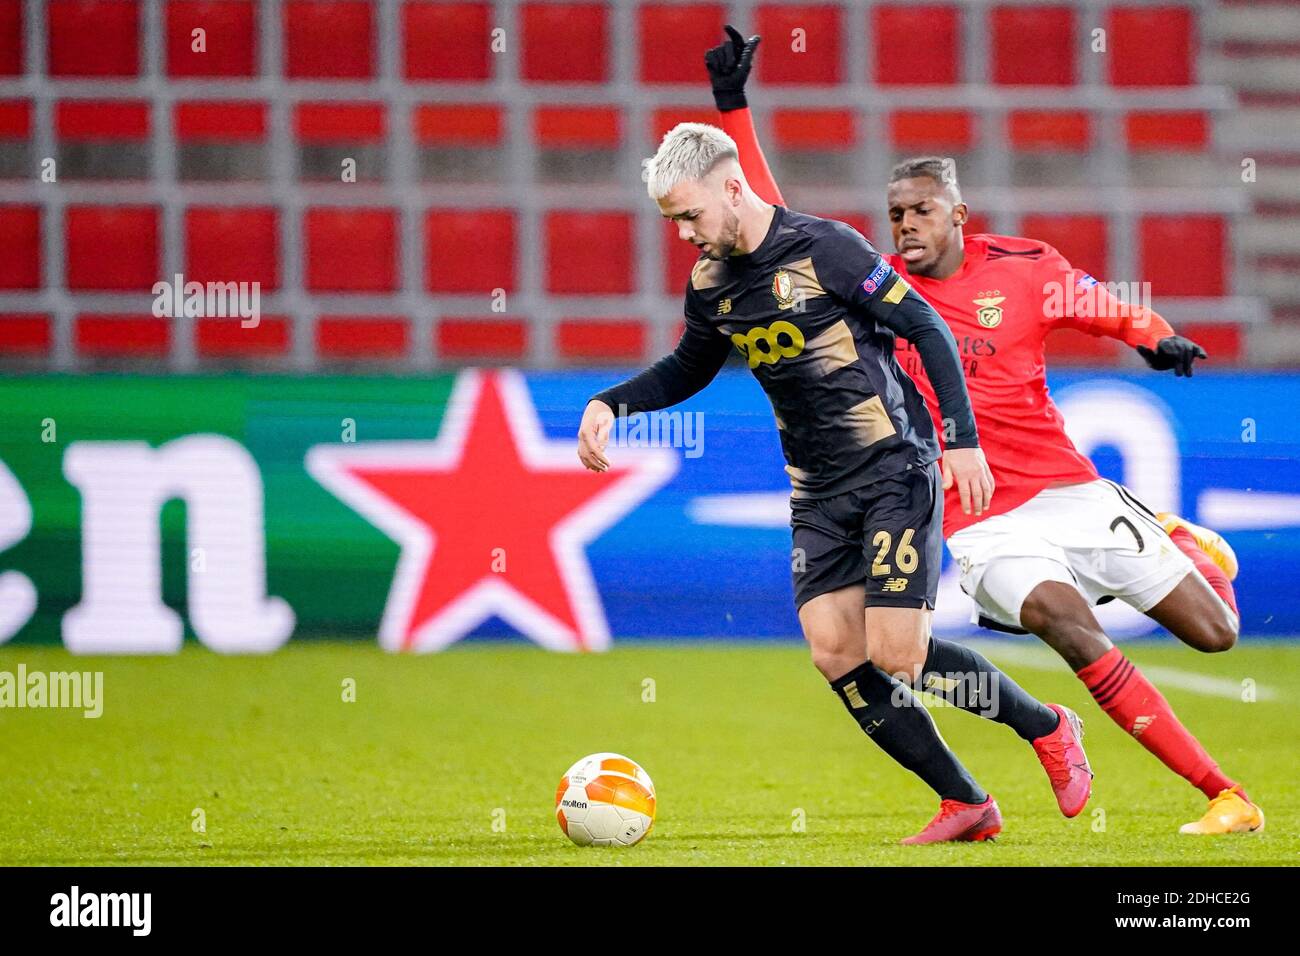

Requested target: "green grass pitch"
[{"left": 1, "top": 640, "right": 1295, "bottom": 866}]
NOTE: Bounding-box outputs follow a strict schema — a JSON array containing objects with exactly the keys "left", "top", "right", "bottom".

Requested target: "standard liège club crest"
[
  {"left": 973, "top": 291, "right": 1005, "bottom": 328},
  {"left": 772, "top": 269, "right": 797, "bottom": 310}
]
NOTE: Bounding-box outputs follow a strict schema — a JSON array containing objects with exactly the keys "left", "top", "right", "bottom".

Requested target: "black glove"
[
  {"left": 704, "top": 25, "right": 760, "bottom": 112},
  {"left": 1136, "top": 335, "right": 1208, "bottom": 377}
]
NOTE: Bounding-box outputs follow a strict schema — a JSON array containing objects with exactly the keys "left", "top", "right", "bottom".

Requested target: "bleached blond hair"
[{"left": 642, "top": 123, "right": 740, "bottom": 200}]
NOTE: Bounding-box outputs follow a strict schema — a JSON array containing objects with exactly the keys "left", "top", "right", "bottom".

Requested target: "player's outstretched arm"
[
  {"left": 1041, "top": 249, "right": 1207, "bottom": 376},
  {"left": 704, "top": 26, "right": 786, "bottom": 207},
  {"left": 577, "top": 314, "right": 731, "bottom": 472},
  {"left": 880, "top": 289, "right": 994, "bottom": 515}
]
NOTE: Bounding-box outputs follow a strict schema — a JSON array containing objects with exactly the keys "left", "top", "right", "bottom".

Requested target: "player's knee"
[
  {"left": 1192, "top": 609, "right": 1238, "bottom": 653},
  {"left": 868, "top": 645, "right": 927, "bottom": 685},
  {"left": 809, "top": 644, "right": 863, "bottom": 682},
  {"left": 804, "top": 628, "right": 864, "bottom": 681}
]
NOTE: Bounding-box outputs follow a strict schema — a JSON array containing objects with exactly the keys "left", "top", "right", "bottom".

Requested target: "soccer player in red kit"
[{"left": 704, "top": 26, "right": 1262, "bottom": 834}]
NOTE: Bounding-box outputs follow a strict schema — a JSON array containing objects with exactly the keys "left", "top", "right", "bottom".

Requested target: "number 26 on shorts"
[{"left": 870, "top": 528, "right": 919, "bottom": 577}]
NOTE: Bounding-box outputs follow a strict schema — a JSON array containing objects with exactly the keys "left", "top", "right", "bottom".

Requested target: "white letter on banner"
[
  {"left": 0, "top": 461, "right": 37, "bottom": 643},
  {"left": 62, "top": 435, "right": 294, "bottom": 653}
]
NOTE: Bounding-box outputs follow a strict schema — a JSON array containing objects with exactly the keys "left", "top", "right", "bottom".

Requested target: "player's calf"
[{"left": 1146, "top": 574, "right": 1238, "bottom": 654}]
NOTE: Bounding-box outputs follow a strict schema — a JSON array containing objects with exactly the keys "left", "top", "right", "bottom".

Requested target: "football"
[{"left": 554, "top": 753, "right": 657, "bottom": 847}]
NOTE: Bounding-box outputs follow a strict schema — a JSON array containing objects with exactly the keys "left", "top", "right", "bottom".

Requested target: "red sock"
[
  {"left": 1076, "top": 647, "right": 1242, "bottom": 801},
  {"left": 1167, "top": 525, "right": 1239, "bottom": 618}
]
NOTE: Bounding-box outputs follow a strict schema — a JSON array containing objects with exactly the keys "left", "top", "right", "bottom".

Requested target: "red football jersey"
[{"left": 888, "top": 234, "right": 1172, "bottom": 535}]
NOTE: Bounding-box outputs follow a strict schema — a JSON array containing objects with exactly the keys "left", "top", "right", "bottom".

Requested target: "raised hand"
[{"left": 704, "top": 25, "right": 761, "bottom": 112}]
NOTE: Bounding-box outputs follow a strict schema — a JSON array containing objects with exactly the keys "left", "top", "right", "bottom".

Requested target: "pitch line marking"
[{"left": 968, "top": 640, "right": 1276, "bottom": 701}]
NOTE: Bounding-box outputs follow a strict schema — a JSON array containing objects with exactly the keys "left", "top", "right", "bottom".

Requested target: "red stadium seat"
[
  {"left": 185, "top": 207, "right": 279, "bottom": 288},
  {"left": 1107, "top": 7, "right": 1194, "bottom": 87},
  {"left": 662, "top": 219, "right": 699, "bottom": 294},
  {"left": 1177, "top": 322, "right": 1243, "bottom": 363},
  {"left": 0, "top": 100, "right": 30, "bottom": 139},
  {"left": 175, "top": 101, "right": 267, "bottom": 142},
  {"left": 0, "top": 206, "right": 40, "bottom": 289},
  {"left": 65, "top": 206, "right": 159, "bottom": 291},
  {"left": 56, "top": 101, "right": 150, "bottom": 141},
  {"left": 414, "top": 104, "right": 502, "bottom": 147},
  {"left": 1124, "top": 112, "right": 1209, "bottom": 151},
  {"left": 304, "top": 208, "right": 397, "bottom": 292},
  {"left": 1007, "top": 111, "right": 1092, "bottom": 151},
  {"left": 425, "top": 209, "right": 516, "bottom": 293},
  {"left": 437, "top": 318, "right": 529, "bottom": 361},
  {"left": 990, "top": 5, "right": 1075, "bottom": 86},
  {"left": 873, "top": 5, "right": 959, "bottom": 86},
  {"left": 317, "top": 316, "right": 410, "bottom": 359},
  {"left": 639, "top": 4, "right": 725, "bottom": 84},
  {"left": 890, "top": 110, "right": 975, "bottom": 150},
  {"left": 651, "top": 107, "right": 715, "bottom": 142},
  {"left": 284, "top": 0, "right": 374, "bottom": 79},
  {"left": 195, "top": 317, "right": 291, "bottom": 358},
  {"left": 534, "top": 107, "right": 621, "bottom": 149},
  {"left": 1020, "top": 214, "right": 1109, "bottom": 278},
  {"left": 556, "top": 319, "right": 646, "bottom": 362},
  {"left": 48, "top": 0, "right": 140, "bottom": 76},
  {"left": 75, "top": 316, "right": 170, "bottom": 357},
  {"left": 0, "top": 315, "right": 51, "bottom": 355},
  {"left": 545, "top": 212, "right": 633, "bottom": 294},
  {"left": 403, "top": 2, "right": 491, "bottom": 81},
  {"left": 0, "top": 0, "right": 21, "bottom": 75},
  {"left": 773, "top": 109, "right": 856, "bottom": 151},
  {"left": 167, "top": 0, "right": 256, "bottom": 77},
  {"left": 521, "top": 3, "right": 607, "bottom": 83},
  {"left": 1139, "top": 215, "right": 1226, "bottom": 296},
  {"left": 756, "top": 4, "right": 841, "bottom": 85},
  {"left": 293, "top": 102, "right": 386, "bottom": 144}
]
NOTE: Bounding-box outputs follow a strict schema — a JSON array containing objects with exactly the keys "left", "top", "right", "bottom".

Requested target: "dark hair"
[{"left": 889, "top": 156, "right": 962, "bottom": 201}]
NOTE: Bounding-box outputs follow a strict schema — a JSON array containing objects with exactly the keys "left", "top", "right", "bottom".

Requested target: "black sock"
[
  {"left": 831, "top": 661, "right": 986, "bottom": 804},
  {"left": 916, "top": 638, "right": 1060, "bottom": 742}
]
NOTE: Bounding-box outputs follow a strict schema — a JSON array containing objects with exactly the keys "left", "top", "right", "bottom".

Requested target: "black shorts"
[{"left": 790, "top": 462, "right": 944, "bottom": 610}]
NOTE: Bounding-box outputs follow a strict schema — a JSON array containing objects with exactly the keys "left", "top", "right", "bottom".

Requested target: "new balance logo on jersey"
[
  {"left": 1131, "top": 715, "right": 1157, "bottom": 737},
  {"left": 882, "top": 577, "right": 910, "bottom": 593}
]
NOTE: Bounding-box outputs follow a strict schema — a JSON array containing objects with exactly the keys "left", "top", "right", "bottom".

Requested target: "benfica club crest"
[
  {"left": 772, "top": 269, "right": 797, "bottom": 310},
  {"left": 973, "top": 292, "right": 1006, "bottom": 328},
  {"left": 306, "top": 370, "right": 676, "bottom": 653}
]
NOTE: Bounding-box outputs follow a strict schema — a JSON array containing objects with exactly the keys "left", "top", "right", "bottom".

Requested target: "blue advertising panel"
[{"left": 528, "top": 369, "right": 1300, "bottom": 640}]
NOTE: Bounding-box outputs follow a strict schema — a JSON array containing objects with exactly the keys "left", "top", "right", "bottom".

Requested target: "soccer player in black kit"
[{"left": 576, "top": 121, "right": 1081, "bottom": 843}]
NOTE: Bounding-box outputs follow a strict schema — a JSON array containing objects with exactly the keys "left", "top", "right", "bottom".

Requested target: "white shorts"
[{"left": 946, "top": 478, "right": 1195, "bottom": 632}]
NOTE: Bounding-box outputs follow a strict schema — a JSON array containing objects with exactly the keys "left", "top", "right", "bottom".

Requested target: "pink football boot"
[
  {"left": 901, "top": 795, "right": 1003, "bottom": 845},
  {"left": 1032, "top": 703, "right": 1093, "bottom": 817}
]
